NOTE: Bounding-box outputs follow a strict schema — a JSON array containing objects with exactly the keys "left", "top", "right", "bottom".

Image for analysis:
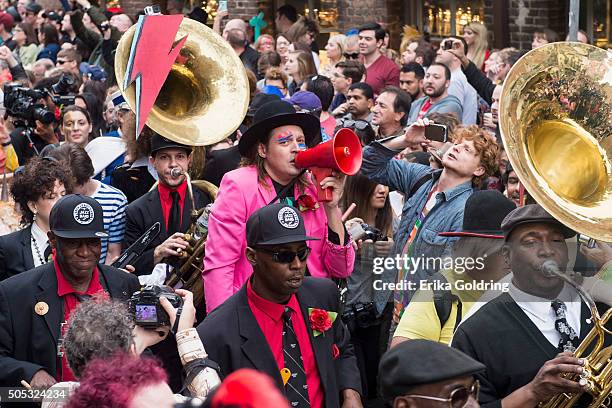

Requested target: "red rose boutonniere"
[
  {"left": 308, "top": 308, "right": 337, "bottom": 337},
  {"left": 297, "top": 194, "right": 320, "bottom": 212}
]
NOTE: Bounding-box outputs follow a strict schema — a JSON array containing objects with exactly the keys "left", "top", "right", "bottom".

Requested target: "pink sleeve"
[
  {"left": 321, "top": 207, "right": 356, "bottom": 279},
  {"left": 202, "top": 174, "right": 248, "bottom": 313}
]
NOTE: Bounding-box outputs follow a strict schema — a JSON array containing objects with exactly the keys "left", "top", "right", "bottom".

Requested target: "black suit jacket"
[
  {"left": 0, "top": 262, "right": 140, "bottom": 387},
  {"left": 123, "top": 185, "right": 211, "bottom": 276},
  {"left": 0, "top": 226, "right": 35, "bottom": 282},
  {"left": 452, "top": 292, "right": 611, "bottom": 408},
  {"left": 197, "top": 278, "right": 362, "bottom": 408}
]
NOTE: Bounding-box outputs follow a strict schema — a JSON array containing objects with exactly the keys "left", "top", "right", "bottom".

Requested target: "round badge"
[
  {"left": 73, "top": 203, "right": 95, "bottom": 225},
  {"left": 277, "top": 207, "right": 299, "bottom": 229},
  {"left": 34, "top": 301, "right": 49, "bottom": 316}
]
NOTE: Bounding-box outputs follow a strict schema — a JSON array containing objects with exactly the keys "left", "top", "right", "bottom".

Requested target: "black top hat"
[
  {"left": 439, "top": 190, "right": 516, "bottom": 239},
  {"left": 50, "top": 194, "right": 108, "bottom": 239},
  {"left": 238, "top": 100, "right": 322, "bottom": 157},
  {"left": 379, "top": 339, "right": 485, "bottom": 399},
  {"left": 150, "top": 133, "right": 192, "bottom": 155},
  {"left": 246, "top": 203, "right": 319, "bottom": 247},
  {"left": 246, "top": 93, "right": 281, "bottom": 118}
]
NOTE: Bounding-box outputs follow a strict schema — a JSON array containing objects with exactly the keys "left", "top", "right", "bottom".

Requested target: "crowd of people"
[{"left": 0, "top": 1, "right": 610, "bottom": 407}]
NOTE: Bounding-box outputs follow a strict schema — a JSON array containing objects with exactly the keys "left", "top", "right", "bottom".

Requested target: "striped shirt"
[{"left": 91, "top": 180, "right": 127, "bottom": 263}]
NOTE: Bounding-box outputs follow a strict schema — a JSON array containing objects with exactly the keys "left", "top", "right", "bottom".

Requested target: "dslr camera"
[
  {"left": 341, "top": 302, "right": 378, "bottom": 332},
  {"left": 128, "top": 285, "right": 183, "bottom": 329},
  {"left": 347, "top": 222, "right": 387, "bottom": 242}
]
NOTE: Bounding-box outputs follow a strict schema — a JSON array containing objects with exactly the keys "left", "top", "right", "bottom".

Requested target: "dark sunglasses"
[
  {"left": 405, "top": 380, "right": 479, "bottom": 408},
  {"left": 340, "top": 119, "right": 371, "bottom": 131},
  {"left": 256, "top": 247, "right": 311, "bottom": 263},
  {"left": 343, "top": 52, "right": 359, "bottom": 59}
]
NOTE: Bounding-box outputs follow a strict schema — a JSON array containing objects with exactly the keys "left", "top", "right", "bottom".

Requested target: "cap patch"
[
  {"left": 73, "top": 203, "right": 95, "bottom": 225},
  {"left": 277, "top": 207, "right": 299, "bottom": 229}
]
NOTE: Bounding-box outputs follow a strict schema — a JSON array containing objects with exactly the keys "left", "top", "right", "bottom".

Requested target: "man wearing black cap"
[
  {"left": 451, "top": 204, "right": 610, "bottom": 407},
  {"left": 0, "top": 194, "right": 140, "bottom": 391},
  {"left": 392, "top": 190, "right": 515, "bottom": 346},
  {"left": 380, "top": 339, "right": 483, "bottom": 407},
  {"left": 379, "top": 340, "right": 486, "bottom": 408},
  {"left": 203, "top": 100, "right": 355, "bottom": 313},
  {"left": 123, "top": 133, "right": 212, "bottom": 277},
  {"left": 198, "top": 203, "right": 362, "bottom": 408}
]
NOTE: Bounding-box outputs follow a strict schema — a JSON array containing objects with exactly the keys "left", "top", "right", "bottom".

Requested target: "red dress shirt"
[
  {"left": 158, "top": 181, "right": 187, "bottom": 231},
  {"left": 247, "top": 280, "right": 324, "bottom": 408},
  {"left": 54, "top": 255, "right": 106, "bottom": 381}
]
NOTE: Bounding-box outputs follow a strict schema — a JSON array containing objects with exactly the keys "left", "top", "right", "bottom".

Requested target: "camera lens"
[{"left": 32, "top": 106, "right": 55, "bottom": 124}]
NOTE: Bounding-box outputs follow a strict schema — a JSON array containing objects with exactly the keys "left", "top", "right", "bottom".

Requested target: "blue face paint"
[
  {"left": 298, "top": 143, "right": 307, "bottom": 150},
  {"left": 276, "top": 135, "right": 293, "bottom": 143}
]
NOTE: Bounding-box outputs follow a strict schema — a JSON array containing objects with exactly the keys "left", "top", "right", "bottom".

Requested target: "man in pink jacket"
[{"left": 203, "top": 100, "right": 355, "bottom": 313}]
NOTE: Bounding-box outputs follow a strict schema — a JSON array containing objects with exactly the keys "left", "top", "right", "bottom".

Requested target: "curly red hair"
[
  {"left": 451, "top": 125, "right": 500, "bottom": 187},
  {"left": 66, "top": 353, "right": 167, "bottom": 408}
]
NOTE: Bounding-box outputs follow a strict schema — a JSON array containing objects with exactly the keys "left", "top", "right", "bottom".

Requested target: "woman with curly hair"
[{"left": 0, "top": 156, "right": 74, "bottom": 280}]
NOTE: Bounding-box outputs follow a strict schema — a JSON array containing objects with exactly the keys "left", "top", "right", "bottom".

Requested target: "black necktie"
[
  {"left": 43, "top": 245, "right": 52, "bottom": 262},
  {"left": 282, "top": 307, "right": 310, "bottom": 407},
  {"left": 168, "top": 191, "right": 181, "bottom": 235},
  {"left": 551, "top": 300, "right": 579, "bottom": 353}
]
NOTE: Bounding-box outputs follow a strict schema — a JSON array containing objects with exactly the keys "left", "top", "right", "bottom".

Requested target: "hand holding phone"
[{"left": 218, "top": 0, "right": 227, "bottom": 12}]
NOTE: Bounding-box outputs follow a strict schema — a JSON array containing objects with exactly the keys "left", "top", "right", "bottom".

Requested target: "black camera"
[
  {"left": 442, "top": 40, "right": 453, "bottom": 50},
  {"left": 341, "top": 302, "right": 378, "bottom": 331},
  {"left": 128, "top": 285, "right": 183, "bottom": 328},
  {"left": 347, "top": 222, "right": 387, "bottom": 243},
  {"left": 3, "top": 83, "right": 55, "bottom": 125},
  {"left": 51, "top": 73, "right": 76, "bottom": 95},
  {"left": 100, "top": 21, "right": 110, "bottom": 32}
]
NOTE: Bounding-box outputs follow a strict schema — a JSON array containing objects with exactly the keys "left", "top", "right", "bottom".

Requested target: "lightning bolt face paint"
[
  {"left": 273, "top": 131, "right": 306, "bottom": 149},
  {"left": 122, "top": 15, "right": 188, "bottom": 139}
]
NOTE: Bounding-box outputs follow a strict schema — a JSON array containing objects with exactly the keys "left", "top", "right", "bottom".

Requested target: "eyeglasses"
[
  {"left": 340, "top": 119, "right": 371, "bottom": 131},
  {"left": 343, "top": 52, "right": 360, "bottom": 60},
  {"left": 405, "top": 380, "right": 480, "bottom": 408},
  {"left": 256, "top": 247, "right": 311, "bottom": 263}
]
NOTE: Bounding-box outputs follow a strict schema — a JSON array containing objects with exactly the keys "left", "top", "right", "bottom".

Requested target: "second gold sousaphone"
[{"left": 499, "top": 42, "right": 612, "bottom": 241}]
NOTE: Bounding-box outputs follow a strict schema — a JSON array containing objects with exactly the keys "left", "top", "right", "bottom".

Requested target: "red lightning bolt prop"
[{"left": 123, "top": 14, "right": 187, "bottom": 138}]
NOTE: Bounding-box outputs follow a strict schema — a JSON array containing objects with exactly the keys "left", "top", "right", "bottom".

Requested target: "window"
[{"left": 423, "top": 0, "right": 485, "bottom": 37}]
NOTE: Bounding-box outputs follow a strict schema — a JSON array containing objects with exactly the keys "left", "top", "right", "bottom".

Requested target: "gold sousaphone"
[
  {"left": 114, "top": 15, "right": 249, "bottom": 307},
  {"left": 500, "top": 42, "right": 611, "bottom": 408}
]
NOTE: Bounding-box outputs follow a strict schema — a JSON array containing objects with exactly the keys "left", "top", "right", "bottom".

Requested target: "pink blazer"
[{"left": 203, "top": 166, "right": 355, "bottom": 312}]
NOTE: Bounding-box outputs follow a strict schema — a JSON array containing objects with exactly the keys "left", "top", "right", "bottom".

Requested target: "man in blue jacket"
[{"left": 361, "top": 120, "right": 499, "bottom": 330}]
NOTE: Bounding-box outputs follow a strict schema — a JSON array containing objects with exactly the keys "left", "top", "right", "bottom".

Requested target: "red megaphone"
[{"left": 294, "top": 128, "right": 363, "bottom": 202}]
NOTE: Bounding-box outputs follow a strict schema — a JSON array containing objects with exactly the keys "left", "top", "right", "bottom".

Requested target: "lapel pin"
[
  {"left": 34, "top": 301, "right": 49, "bottom": 316},
  {"left": 280, "top": 368, "right": 291, "bottom": 385}
]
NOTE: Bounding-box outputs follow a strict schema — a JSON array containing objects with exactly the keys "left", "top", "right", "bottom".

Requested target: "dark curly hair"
[
  {"left": 9, "top": 156, "right": 74, "bottom": 225},
  {"left": 64, "top": 297, "right": 136, "bottom": 379}
]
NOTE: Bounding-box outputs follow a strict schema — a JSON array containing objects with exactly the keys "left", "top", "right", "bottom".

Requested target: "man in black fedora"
[
  {"left": 391, "top": 190, "right": 516, "bottom": 346},
  {"left": 0, "top": 194, "right": 140, "bottom": 394},
  {"left": 198, "top": 203, "right": 362, "bottom": 408},
  {"left": 203, "top": 100, "right": 355, "bottom": 313}
]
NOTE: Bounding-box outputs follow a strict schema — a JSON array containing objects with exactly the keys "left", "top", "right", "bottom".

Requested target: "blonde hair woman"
[
  {"left": 463, "top": 21, "right": 489, "bottom": 70},
  {"left": 320, "top": 34, "right": 346, "bottom": 77},
  {"left": 284, "top": 49, "right": 317, "bottom": 95}
]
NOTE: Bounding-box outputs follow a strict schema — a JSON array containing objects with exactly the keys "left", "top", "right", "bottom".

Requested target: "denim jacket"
[{"left": 361, "top": 140, "right": 474, "bottom": 309}]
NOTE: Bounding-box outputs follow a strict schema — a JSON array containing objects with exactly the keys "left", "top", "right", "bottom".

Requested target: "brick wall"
[
  {"left": 122, "top": 0, "right": 157, "bottom": 18},
  {"left": 506, "top": 0, "right": 567, "bottom": 50}
]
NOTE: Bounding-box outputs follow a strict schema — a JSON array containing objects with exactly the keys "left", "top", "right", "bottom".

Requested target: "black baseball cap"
[
  {"left": 379, "top": 339, "right": 485, "bottom": 399},
  {"left": 246, "top": 203, "right": 319, "bottom": 247},
  {"left": 150, "top": 133, "right": 192, "bottom": 155},
  {"left": 50, "top": 194, "right": 108, "bottom": 239}
]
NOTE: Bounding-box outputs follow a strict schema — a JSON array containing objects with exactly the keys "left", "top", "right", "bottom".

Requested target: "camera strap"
[{"left": 171, "top": 306, "right": 183, "bottom": 335}]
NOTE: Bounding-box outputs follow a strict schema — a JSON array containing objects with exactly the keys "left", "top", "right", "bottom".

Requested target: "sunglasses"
[
  {"left": 340, "top": 119, "right": 371, "bottom": 131},
  {"left": 405, "top": 380, "right": 479, "bottom": 408},
  {"left": 256, "top": 247, "right": 311, "bottom": 263},
  {"left": 343, "top": 52, "right": 359, "bottom": 59}
]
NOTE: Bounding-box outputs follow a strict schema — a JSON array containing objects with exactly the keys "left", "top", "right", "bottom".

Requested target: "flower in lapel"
[
  {"left": 297, "top": 194, "right": 319, "bottom": 213},
  {"left": 308, "top": 307, "right": 337, "bottom": 337}
]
